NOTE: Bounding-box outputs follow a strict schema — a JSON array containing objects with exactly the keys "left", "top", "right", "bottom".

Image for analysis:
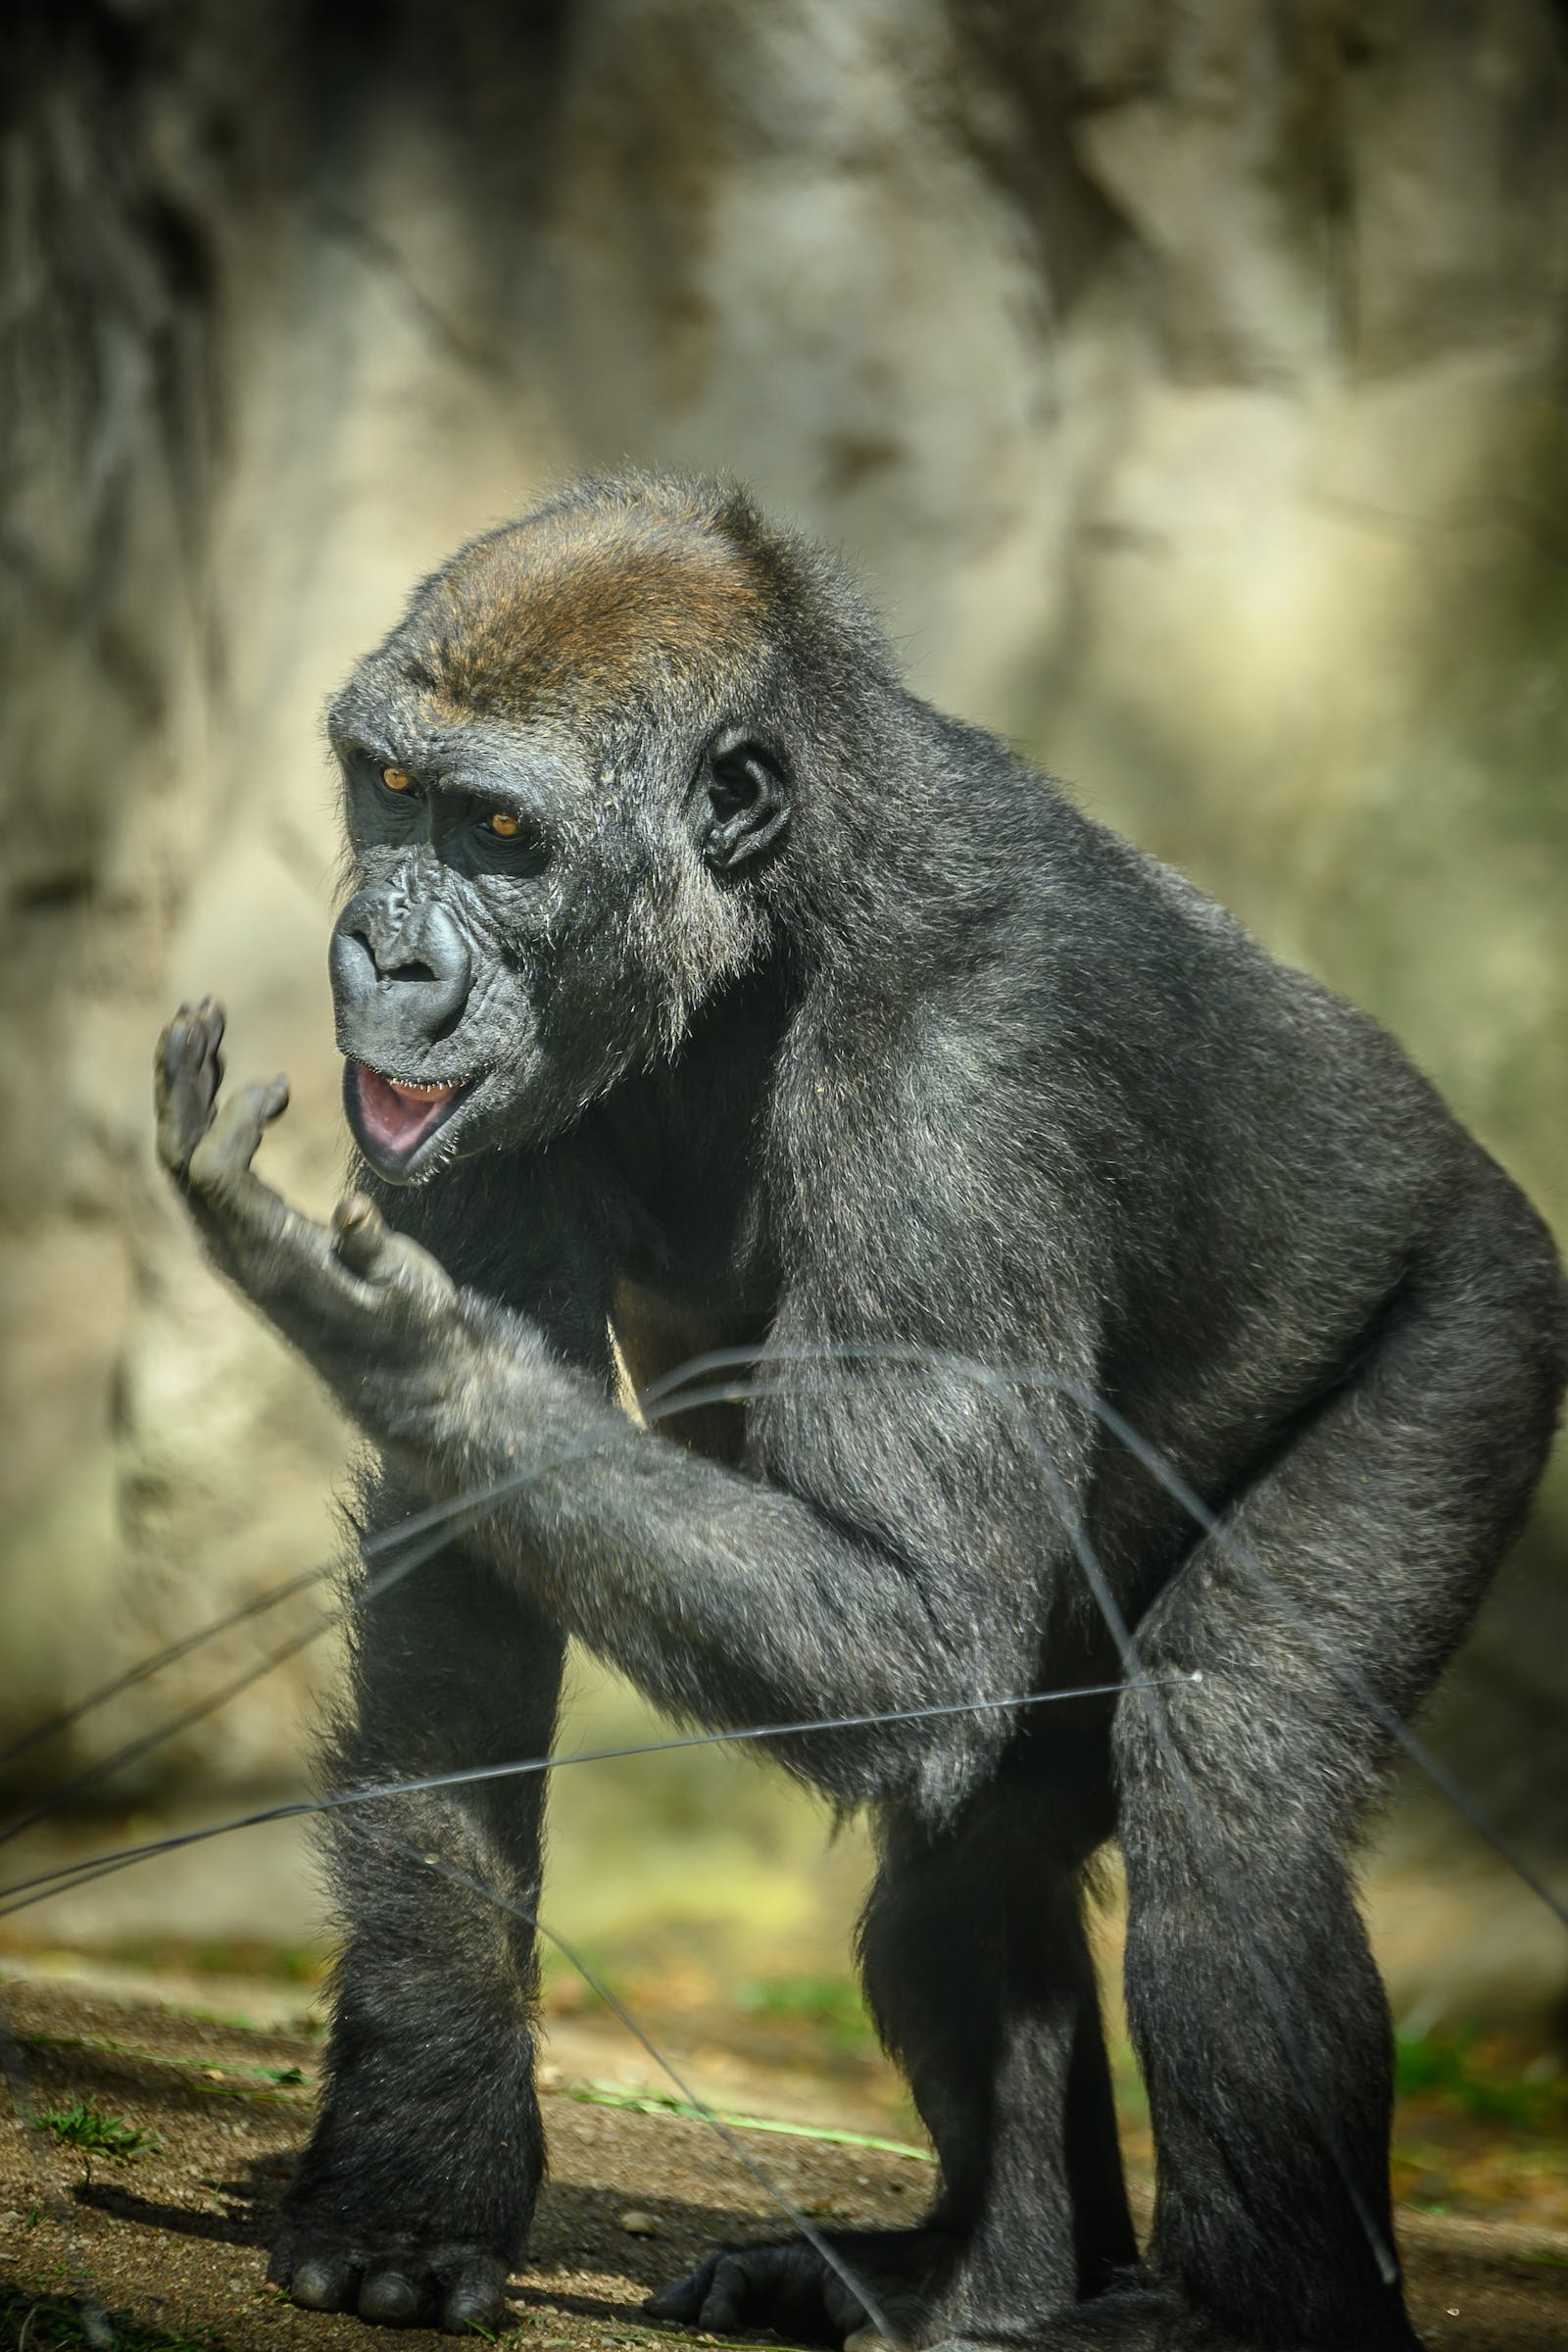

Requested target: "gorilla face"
[
  {"left": 328, "top": 720, "right": 564, "bottom": 1183},
  {"left": 326, "top": 701, "right": 792, "bottom": 1184}
]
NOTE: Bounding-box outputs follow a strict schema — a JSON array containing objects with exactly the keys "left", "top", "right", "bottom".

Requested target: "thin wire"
[
  {"left": 0, "top": 1406, "right": 719, "bottom": 1791},
  {"left": 0, "top": 1459, "right": 632, "bottom": 1786},
  {"left": 1008, "top": 1388, "right": 1398, "bottom": 2286},
  {"left": 0, "top": 1371, "right": 794, "bottom": 1841},
  {"left": 356, "top": 1822, "right": 904, "bottom": 2346},
  {"left": 0, "top": 1354, "right": 1044, "bottom": 1847},
  {"left": 0, "top": 1614, "right": 337, "bottom": 1847},
  {"left": 0, "top": 1677, "right": 1197, "bottom": 1921}
]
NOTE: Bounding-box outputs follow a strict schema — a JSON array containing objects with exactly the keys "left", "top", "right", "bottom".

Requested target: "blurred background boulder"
[{"left": 1, "top": 0, "right": 1564, "bottom": 2020}]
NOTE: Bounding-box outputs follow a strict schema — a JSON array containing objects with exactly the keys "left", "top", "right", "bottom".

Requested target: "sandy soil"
[{"left": 1, "top": 1977, "right": 1565, "bottom": 2352}]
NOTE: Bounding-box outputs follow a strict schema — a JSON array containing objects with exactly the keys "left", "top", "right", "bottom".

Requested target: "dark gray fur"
[{"left": 154, "top": 474, "right": 1567, "bottom": 2347}]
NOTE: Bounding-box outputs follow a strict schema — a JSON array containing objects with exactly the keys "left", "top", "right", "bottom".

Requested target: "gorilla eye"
[
  {"left": 477, "top": 808, "right": 550, "bottom": 870},
  {"left": 381, "top": 766, "right": 412, "bottom": 792}
]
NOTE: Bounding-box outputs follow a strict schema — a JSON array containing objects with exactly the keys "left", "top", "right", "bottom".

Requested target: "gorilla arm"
[{"left": 156, "top": 1005, "right": 1098, "bottom": 1813}]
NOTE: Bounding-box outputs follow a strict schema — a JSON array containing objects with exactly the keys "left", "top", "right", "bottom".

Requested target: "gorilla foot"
[{"left": 269, "top": 2229, "right": 510, "bottom": 2333}]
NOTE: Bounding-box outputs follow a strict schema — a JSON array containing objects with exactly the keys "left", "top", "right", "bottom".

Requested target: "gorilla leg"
[
  {"left": 270, "top": 1489, "right": 565, "bottom": 2334},
  {"left": 1116, "top": 1674, "right": 1410, "bottom": 2352},
  {"left": 653, "top": 1749, "right": 1134, "bottom": 2345},
  {"left": 863, "top": 1771, "right": 1135, "bottom": 2341},
  {"left": 1113, "top": 1205, "right": 1565, "bottom": 2352}
]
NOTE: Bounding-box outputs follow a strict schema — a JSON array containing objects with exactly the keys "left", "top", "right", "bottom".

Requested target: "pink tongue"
[{"left": 355, "top": 1064, "right": 461, "bottom": 1155}]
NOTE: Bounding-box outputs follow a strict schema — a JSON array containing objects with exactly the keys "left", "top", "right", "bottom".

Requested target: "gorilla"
[{"left": 155, "top": 473, "right": 1565, "bottom": 2349}]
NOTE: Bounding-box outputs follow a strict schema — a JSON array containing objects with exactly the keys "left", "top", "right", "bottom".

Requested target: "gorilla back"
[{"left": 155, "top": 473, "right": 1567, "bottom": 2347}]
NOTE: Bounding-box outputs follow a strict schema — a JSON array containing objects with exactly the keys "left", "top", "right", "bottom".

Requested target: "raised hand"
[{"left": 155, "top": 1000, "right": 462, "bottom": 1405}]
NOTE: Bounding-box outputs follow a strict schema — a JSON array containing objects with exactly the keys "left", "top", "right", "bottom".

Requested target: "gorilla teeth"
[
  {"left": 370, "top": 1069, "right": 483, "bottom": 1100},
  {"left": 382, "top": 1076, "right": 466, "bottom": 1101}
]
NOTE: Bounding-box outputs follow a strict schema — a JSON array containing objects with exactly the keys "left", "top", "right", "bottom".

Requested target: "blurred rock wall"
[{"left": 2, "top": 0, "right": 1565, "bottom": 1992}]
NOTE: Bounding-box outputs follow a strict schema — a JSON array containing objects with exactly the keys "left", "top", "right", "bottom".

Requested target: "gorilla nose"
[{"left": 331, "top": 894, "right": 472, "bottom": 1048}]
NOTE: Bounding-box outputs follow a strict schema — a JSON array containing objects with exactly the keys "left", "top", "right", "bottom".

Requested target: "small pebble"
[{"left": 618, "top": 2208, "right": 661, "bottom": 2236}]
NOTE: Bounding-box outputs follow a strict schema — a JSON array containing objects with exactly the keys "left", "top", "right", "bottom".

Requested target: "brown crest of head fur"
[{"left": 401, "top": 476, "right": 773, "bottom": 725}]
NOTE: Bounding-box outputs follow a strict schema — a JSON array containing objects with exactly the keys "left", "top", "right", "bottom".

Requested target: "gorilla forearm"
[{"left": 342, "top": 1281, "right": 1053, "bottom": 1805}]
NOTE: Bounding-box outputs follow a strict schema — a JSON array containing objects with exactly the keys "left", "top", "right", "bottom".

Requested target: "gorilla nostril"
[{"left": 348, "top": 927, "right": 438, "bottom": 987}]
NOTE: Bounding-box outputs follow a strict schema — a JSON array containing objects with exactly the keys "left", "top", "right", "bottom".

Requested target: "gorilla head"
[{"left": 325, "top": 475, "right": 882, "bottom": 1182}]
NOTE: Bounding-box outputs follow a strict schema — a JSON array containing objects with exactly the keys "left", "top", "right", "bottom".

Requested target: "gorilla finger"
[
  {"left": 330, "top": 1191, "right": 396, "bottom": 1280},
  {"left": 287, "top": 2252, "right": 362, "bottom": 2310},
  {"left": 332, "top": 1191, "right": 458, "bottom": 1303},
  {"left": 438, "top": 2254, "right": 509, "bottom": 2333},
  {"left": 154, "top": 1009, "right": 187, "bottom": 1093},
  {"left": 204, "top": 1074, "right": 289, "bottom": 1166},
  {"left": 358, "top": 2268, "right": 424, "bottom": 2327},
  {"left": 187, "top": 996, "right": 225, "bottom": 1076},
  {"left": 155, "top": 1023, "right": 226, "bottom": 1179},
  {"left": 202, "top": 1009, "right": 225, "bottom": 1090},
  {"left": 156, "top": 999, "right": 223, "bottom": 1082}
]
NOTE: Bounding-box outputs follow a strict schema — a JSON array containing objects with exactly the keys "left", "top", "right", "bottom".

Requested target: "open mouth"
[{"left": 345, "top": 1060, "right": 480, "bottom": 1175}]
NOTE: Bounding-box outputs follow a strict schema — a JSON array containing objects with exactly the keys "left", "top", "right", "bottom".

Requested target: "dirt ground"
[{"left": 1, "top": 1978, "right": 1565, "bottom": 2352}]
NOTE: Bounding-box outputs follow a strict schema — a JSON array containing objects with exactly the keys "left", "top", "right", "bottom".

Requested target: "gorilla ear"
[{"left": 701, "top": 738, "right": 791, "bottom": 873}]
